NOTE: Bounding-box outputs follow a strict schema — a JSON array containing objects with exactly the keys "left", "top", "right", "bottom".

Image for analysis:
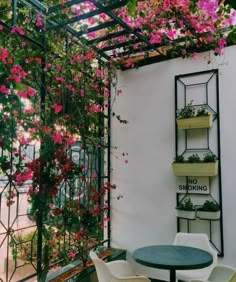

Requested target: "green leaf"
[
  {"left": 224, "top": 0, "right": 236, "bottom": 10},
  {"left": 15, "top": 83, "right": 26, "bottom": 91},
  {"left": 227, "top": 28, "right": 236, "bottom": 44},
  {"left": 126, "top": 0, "right": 137, "bottom": 15}
]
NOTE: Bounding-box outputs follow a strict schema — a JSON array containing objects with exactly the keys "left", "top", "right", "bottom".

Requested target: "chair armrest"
[
  {"left": 106, "top": 260, "right": 135, "bottom": 276},
  {"left": 209, "top": 265, "right": 236, "bottom": 281},
  {"left": 190, "top": 280, "right": 208, "bottom": 282},
  {"left": 115, "top": 276, "right": 151, "bottom": 282},
  {"left": 213, "top": 265, "right": 236, "bottom": 271},
  {"left": 190, "top": 279, "right": 209, "bottom": 282}
]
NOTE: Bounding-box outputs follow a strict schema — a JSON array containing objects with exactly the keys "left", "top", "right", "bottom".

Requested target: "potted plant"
[
  {"left": 172, "top": 153, "right": 218, "bottom": 176},
  {"left": 176, "top": 198, "right": 196, "bottom": 219},
  {"left": 197, "top": 200, "right": 221, "bottom": 220},
  {"left": 176, "top": 102, "right": 213, "bottom": 129}
]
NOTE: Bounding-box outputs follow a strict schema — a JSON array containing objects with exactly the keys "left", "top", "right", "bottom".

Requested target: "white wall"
[{"left": 110, "top": 45, "right": 236, "bottom": 280}]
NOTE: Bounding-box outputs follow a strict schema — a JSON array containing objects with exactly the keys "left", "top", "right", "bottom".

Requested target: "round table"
[{"left": 133, "top": 245, "right": 213, "bottom": 282}]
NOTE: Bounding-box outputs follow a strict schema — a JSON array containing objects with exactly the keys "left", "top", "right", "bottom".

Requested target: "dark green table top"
[{"left": 133, "top": 245, "right": 213, "bottom": 271}]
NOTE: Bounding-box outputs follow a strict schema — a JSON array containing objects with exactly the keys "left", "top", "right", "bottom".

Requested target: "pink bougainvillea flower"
[
  {"left": 7, "top": 58, "right": 13, "bottom": 64},
  {"left": 125, "top": 58, "right": 134, "bottom": 68},
  {"left": 26, "top": 86, "right": 36, "bottom": 96},
  {"left": 11, "top": 26, "right": 25, "bottom": 35},
  {"left": 192, "top": 52, "right": 198, "bottom": 59},
  {"left": 95, "top": 69, "right": 102, "bottom": 77},
  {"left": 69, "top": 252, "right": 76, "bottom": 258},
  {"left": 80, "top": 163, "right": 85, "bottom": 171},
  {"left": 0, "top": 85, "right": 10, "bottom": 95},
  {"left": 35, "top": 57, "right": 42, "bottom": 64},
  {"left": 17, "top": 90, "right": 27, "bottom": 98},
  {"left": 80, "top": 89, "right": 85, "bottom": 97},
  {"left": 89, "top": 104, "right": 101, "bottom": 113},
  {"left": 42, "top": 125, "right": 52, "bottom": 134},
  {"left": 53, "top": 103, "right": 63, "bottom": 113},
  {"left": 66, "top": 84, "right": 74, "bottom": 91},
  {"left": 35, "top": 13, "right": 44, "bottom": 27},
  {"left": 34, "top": 189, "right": 39, "bottom": 195},
  {"left": 15, "top": 169, "right": 33, "bottom": 185},
  {"left": 8, "top": 64, "right": 27, "bottom": 83},
  {"left": 51, "top": 132, "right": 62, "bottom": 144},
  {"left": 49, "top": 240, "right": 55, "bottom": 246},
  {"left": 91, "top": 170, "right": 97, "bottom": 182},
  {"left": 0, "top": 48, "right": 9, "bottom": 64},
  {"left": 19, "top": 136, "right": 30, "bottom": 145},
  {"left": 24, "top": 168, "right": 33, "bottom": 181},
  {"left": 117, "top": 89, "right": 122, "bottom": 95},
  {"left": 56, "top": 65, "right": 62, "bottom": 72},
  {"left": 55, "top": 76, "right": 65, "bottom": 82},
  {"left": 65, "top": 136, "right": 76, "bottom": 146}
]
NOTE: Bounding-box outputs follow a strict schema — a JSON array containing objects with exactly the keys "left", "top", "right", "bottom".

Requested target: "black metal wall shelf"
[{"left": 174, "top": 69, "right": 224, "bottom": 256}]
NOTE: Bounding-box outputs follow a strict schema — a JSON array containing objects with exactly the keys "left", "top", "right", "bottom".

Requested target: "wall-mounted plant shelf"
[
  {"left": 172, "top": 161, "right": 218, "bottom": 176},
  {"left": 174, "top": 70, "right": 223, "bottom": 256},
  {"left": 176, "top": 113, "right": 213, "bottom": 129}
]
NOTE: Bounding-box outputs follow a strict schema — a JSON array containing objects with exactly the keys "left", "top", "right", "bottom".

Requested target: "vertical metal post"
[
  {"left": 216, "top": 69, "right": 224, "bottom": 256},
  {"left": 174, "top": 76, "right": 178, "bottom": 156},
  {"left": 175, "top": 76, "right": 180, "bottom": 232},
  {"left": 37, "top": 22, "right": 47, "bottom": 282},
  {"left": 97, "top": 63, "right": 105, "bottom": 244},
  {"left": 12, "top": 0, "right": 17, "bottom": 26},
  {"left": 107, "top": 82, "right": 112, "bottom": 247}
]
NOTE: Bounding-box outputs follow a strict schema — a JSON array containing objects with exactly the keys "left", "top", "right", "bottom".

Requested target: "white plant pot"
[
  {"left": 197, "top": 210, "right": 221, "bottom": 220},
  {"left": 176, "top": 209, "right": 196, "bottom": 219}
]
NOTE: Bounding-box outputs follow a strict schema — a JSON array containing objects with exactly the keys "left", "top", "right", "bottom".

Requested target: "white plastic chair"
[
  {"left": 190, "top": 265, "right": 236, "bottom": 282},
  {"left": 173, "top": 232, "right": 218, "bottom": 282},
  {"left": 89, "top": 250, "right": 151, "bottom": 282}
]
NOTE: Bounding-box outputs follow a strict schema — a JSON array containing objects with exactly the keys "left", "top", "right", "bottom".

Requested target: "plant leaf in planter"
[
  {"left": 173, "top": 153, "right": 218, "bottom": 163},
  {"left": 177, "top": 102, "right": 210, "bottom": 119},
  {"left": 177, "top": 101, "right": 195, "bottom": 119},
  {"left": 203, "top": 153, "right": 218, "bottom": 162},
  {"left": 188, "top": 154, "right": 201, "bottom": 163},
  {"left": 176, "top": 198, "right": 195, "bottom": 211},
  {"left": 197, "top": 200, "right": 220, "bottom": 211},
  {"left": 174, "top": 155, "right": 185, "bottom": 163},
  {"left": 197, "top": 200, "right": 221, "bottom": 220},
  {"left": 196, "top": 105, "right": 209, "bottom": 117},
  {"left": 176, "top": 198, "right": 196, "bottom": 219}
]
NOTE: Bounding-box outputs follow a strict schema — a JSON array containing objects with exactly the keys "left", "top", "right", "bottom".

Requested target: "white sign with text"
[{"left": 177, "top": 177, "right": 209, "bottom": 194}]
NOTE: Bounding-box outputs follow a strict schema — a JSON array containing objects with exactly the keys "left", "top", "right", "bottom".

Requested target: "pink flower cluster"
[
  {"left": 8, "top": 64, "right": 27, "bottom": 83},
  {"left": 11, "top": 25, "right": 25, "bottom": 35},
  {"left": 113, "top": 0, "right": 236, "bottom": 58}
]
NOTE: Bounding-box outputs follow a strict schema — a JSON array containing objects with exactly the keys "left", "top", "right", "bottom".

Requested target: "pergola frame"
[
  {"left": 0, "top": 1, "right": 236, "bottom": 281},
  {"left": 3, "top": 0, "right": 234, "bottom": 70}
]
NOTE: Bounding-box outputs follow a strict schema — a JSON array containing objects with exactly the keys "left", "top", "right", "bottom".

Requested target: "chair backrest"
[
  {"left": 90, "top": 250, "right": 114, "bottom": 282},
  {"left": 209, "top": 265, "right": 236, "bottom": 282},
  {"left": 173, "top": 232, "right": 218, "bottom": 265}
]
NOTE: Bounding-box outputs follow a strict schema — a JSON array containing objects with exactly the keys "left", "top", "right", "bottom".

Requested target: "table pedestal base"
[{"left": 170, "top": 269, "right": 176, "bottom": 282}]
